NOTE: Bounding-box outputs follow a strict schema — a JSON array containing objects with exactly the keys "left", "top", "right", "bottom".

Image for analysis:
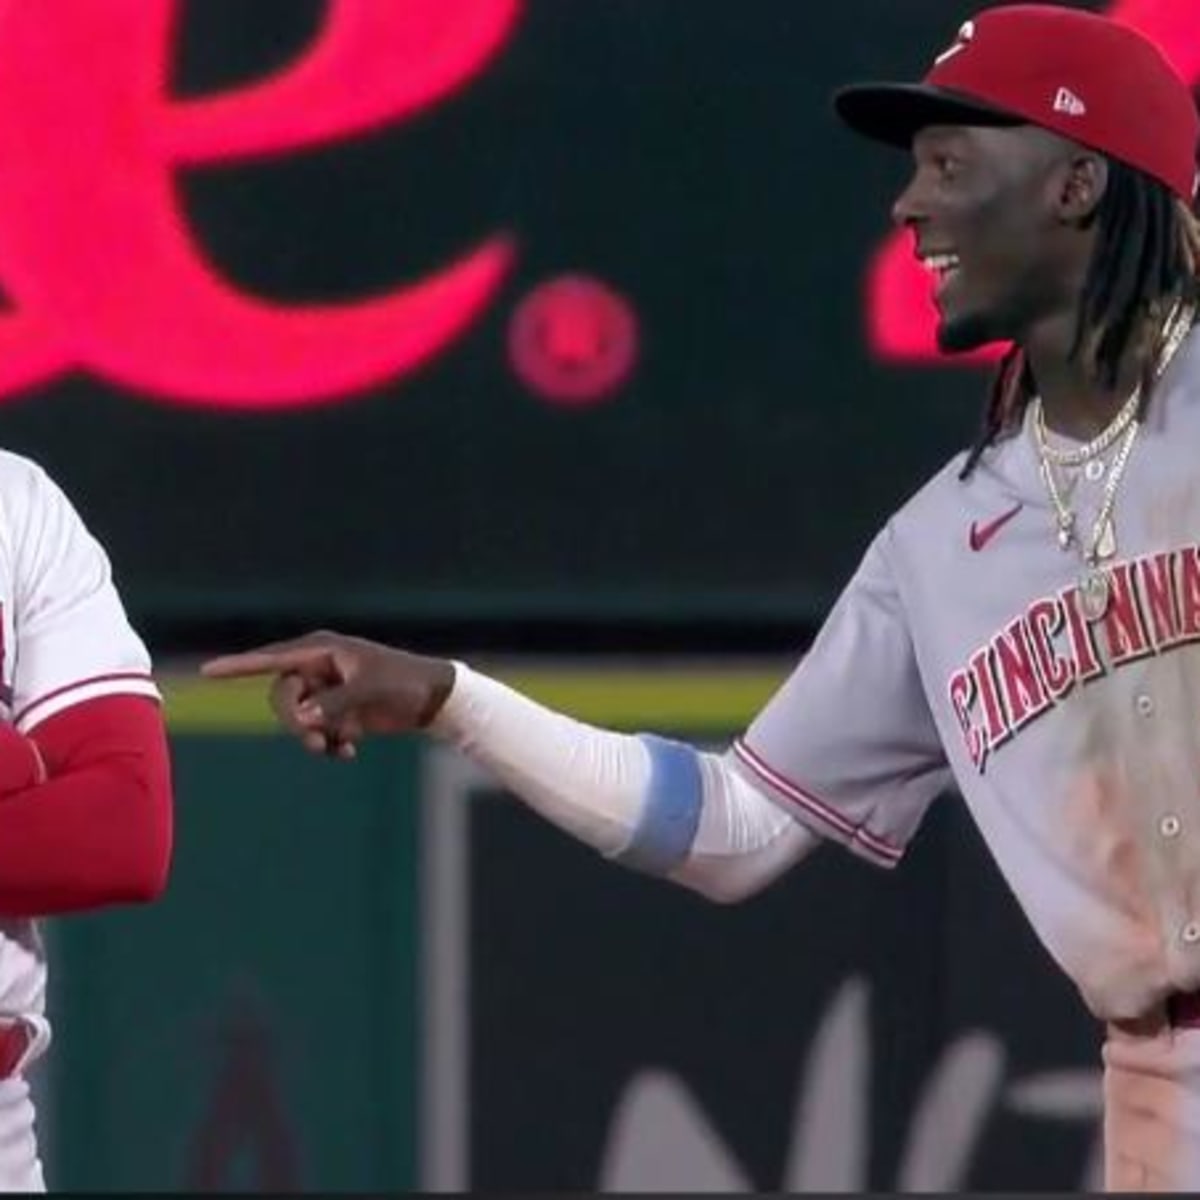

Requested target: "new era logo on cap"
[{"left": 1052, "top": 87, "right": 1086, "bottom": 117}]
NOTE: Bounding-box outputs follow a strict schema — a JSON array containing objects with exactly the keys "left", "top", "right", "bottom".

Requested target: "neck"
[{"left": 1022, "top": 309, "right": 1146, "bottom": 441}]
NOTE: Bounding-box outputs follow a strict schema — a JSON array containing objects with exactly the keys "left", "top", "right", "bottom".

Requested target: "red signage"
[
  {"left": 508, "top": 275, "right": 639, "bottom": 406},
  {"left": 0, "top": 2, "right": 1190, "bottom": 406},
  {"left": 866, "top": 0, "right": 1200, "bottom": 365},
  {"left": 0, "top": 0, "right": 520, "bottom": 409}
]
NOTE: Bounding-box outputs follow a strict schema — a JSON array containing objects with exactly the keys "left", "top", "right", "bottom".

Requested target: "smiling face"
[{"left": 892, "top": 123, "right": 1100, "bottom": 354}]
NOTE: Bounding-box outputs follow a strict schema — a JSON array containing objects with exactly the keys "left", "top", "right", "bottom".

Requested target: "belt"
[
  {"left": 0, "top": 1022, "right": 30, "bottom": 1078},
  {"left": 1167, "top": 989, "right": 1200, "bottom": 1029}
]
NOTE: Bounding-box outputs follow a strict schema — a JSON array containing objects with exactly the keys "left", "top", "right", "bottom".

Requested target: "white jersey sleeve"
[
  {"left": 731, "top": 523, "right": 951, "bottom": 868},
  {"left": 0, "top": 456, "right": 158, "bottom": 733}
]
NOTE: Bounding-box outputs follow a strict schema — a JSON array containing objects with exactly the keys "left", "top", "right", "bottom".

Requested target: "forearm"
[
  {"left": 432, "top": 664, "right": 819, "bottom": 901},
  {"left": 0, "top": 696, "right": 173, "bottom": 917}
]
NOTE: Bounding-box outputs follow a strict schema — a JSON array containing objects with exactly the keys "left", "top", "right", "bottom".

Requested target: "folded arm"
[{"left": 0, "top": 693, "right": 172, "bottom": 916}]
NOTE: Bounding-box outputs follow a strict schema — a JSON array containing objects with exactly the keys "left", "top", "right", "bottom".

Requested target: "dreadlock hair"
[{"left": 959, "top": 160, "right": 1200, "bottom": 480}]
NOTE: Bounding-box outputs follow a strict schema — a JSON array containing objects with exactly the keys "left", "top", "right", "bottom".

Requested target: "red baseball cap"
[{"left": 834, "top": 4, "right": 1199, "bottom": 202}]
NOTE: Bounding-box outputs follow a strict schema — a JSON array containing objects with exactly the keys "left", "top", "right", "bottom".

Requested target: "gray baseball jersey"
[{"left": 732, "top": 324, "right": 1200, "bottom": 1023}]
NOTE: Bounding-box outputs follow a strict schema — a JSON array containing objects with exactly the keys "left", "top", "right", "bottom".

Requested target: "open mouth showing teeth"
[{"left": 922, "top": 253, "right": 961, "bottom": 283}]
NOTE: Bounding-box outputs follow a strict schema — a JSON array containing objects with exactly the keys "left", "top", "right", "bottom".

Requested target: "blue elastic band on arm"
[{"left": 613, "top": 735, "right": 704, "bottom": 876}]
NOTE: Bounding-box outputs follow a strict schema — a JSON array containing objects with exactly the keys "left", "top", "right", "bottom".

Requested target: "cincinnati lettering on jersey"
[{"left": 946, "top": 544, "right": 1200, "bottom": 772}]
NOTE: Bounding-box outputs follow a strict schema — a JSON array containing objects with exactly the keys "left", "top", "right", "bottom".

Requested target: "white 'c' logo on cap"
[{"left": 934, "top": 19, "right": 975, "bottom": 66}]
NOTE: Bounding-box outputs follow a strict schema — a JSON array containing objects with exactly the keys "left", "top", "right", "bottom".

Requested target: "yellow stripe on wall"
[{"left": 161, "top": 666, "right": 787, "bottom": 733}]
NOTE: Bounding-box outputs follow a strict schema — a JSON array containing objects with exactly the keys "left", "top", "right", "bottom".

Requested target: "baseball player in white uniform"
[
  {"left": 0, "top": 451, "right": 173, "bottom": 1190},
  {"left": 204, "top": 4, "right": 1200, "bottom": 1190}
]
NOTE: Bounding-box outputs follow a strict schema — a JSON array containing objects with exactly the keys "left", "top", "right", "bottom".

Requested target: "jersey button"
[
  {"left": 1182, "top": 922, "right": 1200, "bottom": 945},
  {"left": 1160, "top": 815, "right": 1183, "bottom": 839},
  {"left": 1135, "top": 694, "right": 1155, "bottom": 717}
]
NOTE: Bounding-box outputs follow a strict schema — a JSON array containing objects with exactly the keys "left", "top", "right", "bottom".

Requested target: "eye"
[{"left": 934, "top": 154, "right": 963, "bottom": 181}]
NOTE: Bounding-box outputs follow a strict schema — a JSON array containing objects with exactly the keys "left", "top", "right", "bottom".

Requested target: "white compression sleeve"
[
  {"left": 688, "top": 748, "right": 822, "bottom": 901},
  {"left": 430, "top": 664, "right": 819, "bottom": 902}
]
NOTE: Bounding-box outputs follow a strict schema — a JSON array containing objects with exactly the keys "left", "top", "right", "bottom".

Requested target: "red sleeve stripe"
[
  {"left": 732, "top": 738, "right": 903, "bottom": 866},
  {"left": 15, "top": 672, "right": 159, "bottom": 730}
]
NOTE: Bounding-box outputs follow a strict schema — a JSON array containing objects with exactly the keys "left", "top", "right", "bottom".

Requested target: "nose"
[{"left": 891, "top": 171, "right": 928, "bottom": 230}]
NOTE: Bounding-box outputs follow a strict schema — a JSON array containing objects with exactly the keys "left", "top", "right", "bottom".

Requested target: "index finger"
[{"left": 200, "top": 643, "right": 337, "bottom": 680}]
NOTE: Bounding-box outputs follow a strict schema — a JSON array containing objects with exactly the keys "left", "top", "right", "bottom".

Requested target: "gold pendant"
[
  {"left": 1095, "top": 518, "right": 1117, "bottom": 561},
  {"left": 1079, "top": 567, "right": 1111, "bottom": 621}
]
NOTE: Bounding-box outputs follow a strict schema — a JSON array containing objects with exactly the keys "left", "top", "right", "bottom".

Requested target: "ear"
[{"left": 1056, "top": 154, "right": 1108, "bottom": 223}]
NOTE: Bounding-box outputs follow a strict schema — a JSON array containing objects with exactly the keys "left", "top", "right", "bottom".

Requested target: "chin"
[{"left": 936, "top": 308, "right": 1007, "bottom": 355}]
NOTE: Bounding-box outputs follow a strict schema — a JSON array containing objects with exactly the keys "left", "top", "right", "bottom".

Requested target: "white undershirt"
[{"left": 430, "top": 664, "right": 819, "bottom": 902}]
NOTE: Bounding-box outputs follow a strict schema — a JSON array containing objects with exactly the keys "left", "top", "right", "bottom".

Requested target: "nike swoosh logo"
[{"left": 969, "top": 503, "right": 1023, "bottom": 552}]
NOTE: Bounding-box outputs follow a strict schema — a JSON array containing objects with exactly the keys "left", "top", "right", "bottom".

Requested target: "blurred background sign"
[{"left": 46, "top": 730, "right": 422, "bottom": 1192}]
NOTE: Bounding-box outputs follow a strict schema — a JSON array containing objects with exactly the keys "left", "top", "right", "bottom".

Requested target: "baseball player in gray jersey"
[{"left": 205, "top": 4, "right": 1200, "bottom": 1190}]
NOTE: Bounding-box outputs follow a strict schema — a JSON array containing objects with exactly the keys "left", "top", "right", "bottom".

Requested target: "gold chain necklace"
[
  {"left": 1030, "top": 302, "right": 1194, "bottom": 621},
  {"left": 1033, "top": 385, "right": 1140, "bottom": 468}
]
